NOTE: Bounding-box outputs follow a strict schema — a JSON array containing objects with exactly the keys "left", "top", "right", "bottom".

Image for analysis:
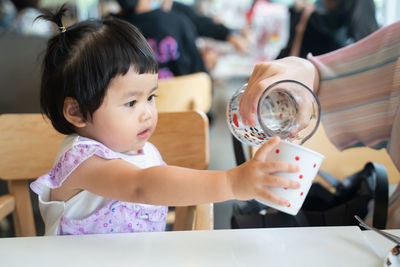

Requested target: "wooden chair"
[
  {"left": 156, "top": 72, "right": 212, "bottom": 113},
  {"left": 149, "top": 111, "right": 212, "bottom": 231},
  {"left": 0, "top": 111, "right": 212, "bottom": 237},
  {"left": 302, "top": 125, "right": 400, "bottom": 186}
]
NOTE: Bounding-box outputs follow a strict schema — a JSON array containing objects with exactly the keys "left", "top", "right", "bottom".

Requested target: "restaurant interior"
[{"left": 0, "top": 0, "right": 400, "bottom": 266}]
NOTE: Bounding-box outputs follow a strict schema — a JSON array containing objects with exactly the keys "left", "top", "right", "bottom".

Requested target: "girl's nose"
[{"left": 139, "top": 103, "right": 153, "bottom": 121}]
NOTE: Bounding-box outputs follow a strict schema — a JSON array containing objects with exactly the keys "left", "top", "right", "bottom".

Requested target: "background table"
[{"left": 0, "top": 226, "right": 398, "bottom": 267}]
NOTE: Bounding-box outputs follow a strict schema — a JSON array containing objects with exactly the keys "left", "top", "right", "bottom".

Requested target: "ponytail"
[{"left": 35, "top": 3, "right": 68, "bottom": 33}]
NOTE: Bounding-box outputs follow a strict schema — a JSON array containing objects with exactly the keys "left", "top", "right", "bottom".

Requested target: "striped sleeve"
[{"left": 307, "top": 21, "right": 400, "bottom": 171}]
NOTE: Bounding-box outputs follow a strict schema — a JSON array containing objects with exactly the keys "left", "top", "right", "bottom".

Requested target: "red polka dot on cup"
[{"left": 254, "top": 139, "right": 325, "bottom": 216}]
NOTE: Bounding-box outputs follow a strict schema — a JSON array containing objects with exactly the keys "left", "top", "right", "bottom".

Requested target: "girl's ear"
[{"left": 63, "top": 97, "right": 86, "bottom": 128}]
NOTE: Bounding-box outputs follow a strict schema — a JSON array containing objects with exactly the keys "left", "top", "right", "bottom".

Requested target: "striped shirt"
[{"left": 308, "top": 21, "right": 400, "bottom": 171}]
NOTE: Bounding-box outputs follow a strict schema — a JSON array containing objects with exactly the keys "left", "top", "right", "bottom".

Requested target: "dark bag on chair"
[{"left": 231, "top": 135, "right": 389, "bottom": 229}]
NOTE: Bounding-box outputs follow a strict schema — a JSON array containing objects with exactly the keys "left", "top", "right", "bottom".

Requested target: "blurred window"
[{"left": 375, "top": 0, "right": 400, "bottom": 26}]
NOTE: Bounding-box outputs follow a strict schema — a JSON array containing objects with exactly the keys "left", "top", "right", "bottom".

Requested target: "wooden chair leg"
[
  {"left": 0, "top": 194, "right": 15, "bottom": 221},
  {"left": 173, "top": 204, "right": 214, "bottom": 231},
  {"left": 173, "top": 206, "right": 196, "bottom": 231},
  {"left": 8, "top": 180, "right": 36, "bottom": 236},
  {"left": 194, "top": 203, "right": 214, "bottom": 230}
]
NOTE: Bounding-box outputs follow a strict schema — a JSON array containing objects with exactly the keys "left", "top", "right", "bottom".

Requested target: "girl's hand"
[
  {"left": 239, "top": 57, "right": 318, "bottom": 127},
  {"left": 227, "top": 137, "right": 300, "bottom": 206}
]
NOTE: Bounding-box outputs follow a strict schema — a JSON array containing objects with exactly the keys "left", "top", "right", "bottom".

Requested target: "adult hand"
[{"left": 239, "top": 57, "right": 318, "bottom": 127}]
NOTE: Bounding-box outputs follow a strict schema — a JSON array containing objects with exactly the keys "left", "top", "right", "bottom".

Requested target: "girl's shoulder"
[
  {"left": 31, "top": 135, "right": 164, "bottom": 195},
  {"left": 30, "top": 135, "right": 119, "bottom": 194}
]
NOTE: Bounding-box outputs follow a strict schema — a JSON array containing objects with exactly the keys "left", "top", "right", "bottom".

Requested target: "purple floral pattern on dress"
[
  {"left": 60, "top": 201, "right": 167, "bottom": 235},
  {"left": 30, "top": 136, "right": 167, "bottom": 235}
]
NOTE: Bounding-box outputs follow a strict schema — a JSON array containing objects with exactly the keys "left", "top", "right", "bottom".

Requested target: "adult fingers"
[
  {"left": 239, "top": 64, "right": 282, "bottom": 126},
  {"left": 289, "top": 92, "right": 315, "bottom": 139},
  {"left": 238, "top": 57, "right": 317, "bottom": 127}
]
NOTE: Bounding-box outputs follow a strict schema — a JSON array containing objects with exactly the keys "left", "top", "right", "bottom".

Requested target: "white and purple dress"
[{"left": 30, "top": 135, "right": 168, "bottom": 236}]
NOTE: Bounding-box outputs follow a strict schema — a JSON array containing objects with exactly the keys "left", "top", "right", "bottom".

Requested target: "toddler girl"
[{"left": 30, "top": 5, "right": 300, "bottom": 235}]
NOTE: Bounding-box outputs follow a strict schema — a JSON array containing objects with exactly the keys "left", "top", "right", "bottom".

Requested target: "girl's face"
[{"left": 81, "top": 68, "right": 158, "bottom": 154}]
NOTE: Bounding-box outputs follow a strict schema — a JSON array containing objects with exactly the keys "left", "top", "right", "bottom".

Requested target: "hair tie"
[{"left": 59, "top": 26, "right": 66, "bottom": 33}]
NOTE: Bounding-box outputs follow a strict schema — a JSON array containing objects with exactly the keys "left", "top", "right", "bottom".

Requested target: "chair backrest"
[
  {"left": 302, "top": 124, "right": 400, "bottom": 185},
  {"left": 0, "top": 35, "right": 48, "bottom": 114},
  {"left": 0, "top": 111, "right": 211, "bottom": 236},
  {"left": 149, "top": 111, "right": 212, "bottom": 230},
  {"left": 156, "top": 72, "right": 212, "bottom": 113}
]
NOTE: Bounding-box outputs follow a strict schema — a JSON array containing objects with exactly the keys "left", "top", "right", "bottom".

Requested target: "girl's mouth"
[{"left": 137, "top": 128, "right": 150, "bottom": 139}]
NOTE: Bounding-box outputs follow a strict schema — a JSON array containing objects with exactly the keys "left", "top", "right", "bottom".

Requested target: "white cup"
[{"left": 256, "top": 140, "right": 325, "bottom": 215}]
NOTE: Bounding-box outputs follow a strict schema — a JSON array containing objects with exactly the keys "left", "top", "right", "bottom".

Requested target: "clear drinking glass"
[{"left": 227, "top": 80, "right": 321, "bottom": 146}]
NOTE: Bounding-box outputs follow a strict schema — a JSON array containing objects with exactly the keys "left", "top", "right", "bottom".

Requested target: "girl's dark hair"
[{"left": 37, "top": 4, "right": 158, "bottom": 134}]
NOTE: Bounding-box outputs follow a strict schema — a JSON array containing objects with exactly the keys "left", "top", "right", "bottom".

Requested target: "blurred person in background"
[
  {"left": 0, "top": 0, "right": 16, "bottom": 33},
  {"left": 277, "top": 0, "right": 379, "bottom": 58},
  {"left": 7, "top": 0, "right": 53, "bottom": 36},
  {"left": 114, "top": 0, "right": 207, "bottom": 79},
  {"left": 161, "top": 0, "right": 250, "bottom": 54}
]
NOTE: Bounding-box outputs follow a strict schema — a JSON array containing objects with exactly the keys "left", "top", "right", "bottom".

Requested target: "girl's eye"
[
  {"left": 125, "top": 100, "right": 136, "bottom": 107},
  {"left": 148, "top": 94, "right": 158, "bottom": 101}
]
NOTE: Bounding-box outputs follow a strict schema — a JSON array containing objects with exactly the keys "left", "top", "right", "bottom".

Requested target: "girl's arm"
[{"left": 61, "top": 137, "right": 300, "bottom": 207}]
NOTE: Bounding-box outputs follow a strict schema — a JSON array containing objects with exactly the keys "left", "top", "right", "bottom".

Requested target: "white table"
[
  {"left": 0, "top": 226, "right": 399, "bottom": 267},
  {"left": 362, "top": 228, "right": 400, "bottom": 259}
]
